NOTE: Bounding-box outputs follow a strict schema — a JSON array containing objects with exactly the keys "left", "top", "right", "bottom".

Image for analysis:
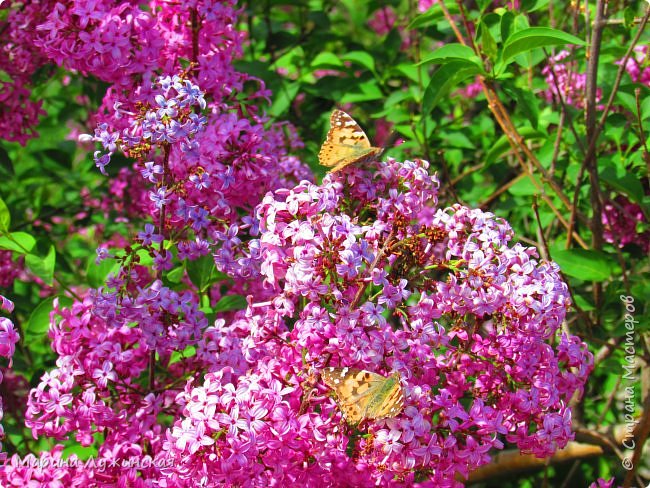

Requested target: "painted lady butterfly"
[
  {"left": 321, "top": 367, "right": 404, "bottom": 424},
  {"left": 318, "top": 109, "right": 384, "bottom": 172}
]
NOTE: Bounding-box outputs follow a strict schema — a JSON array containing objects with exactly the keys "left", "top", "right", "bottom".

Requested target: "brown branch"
[
  {"left": 479, "top": 173, "right": 525, "bottom": 208},
  {"left": 467, "top": 442, "right": 606, "bottom": 484},
  {"left": 635, "top": 88, "right": 650, "bottom": 176},
  {"left": 542, "top": 48, "right": 586, "bottom": 155},
  {"left": 437, "top": 5, "right": 590, "bottom": 247},
  {"left": 568, "top": 5, "right": 650, "bottom": 248},
  {"left": 580, "top": 0, "right": 607, "bottom": 314},
  {"left": 469, "top": 421, "right": 645, "bottom": 484}
]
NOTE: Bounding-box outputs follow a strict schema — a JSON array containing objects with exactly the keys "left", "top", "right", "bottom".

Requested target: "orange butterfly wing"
[{"left": 318, "top": 110, "right": 384, "bottom": 172}]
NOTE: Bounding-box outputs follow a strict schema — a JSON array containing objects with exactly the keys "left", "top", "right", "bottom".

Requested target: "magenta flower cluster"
[
  {"left": 0, "top": 295, "right": 18, "bottom": 460},
  {"left": 0, "top": 251, "right": 23, "bottom": 288},
  {"left": 617, "top": 45, "right": 650, "bottom": 86},
  {"left": 0, "top": 5, "right": 49, "bottom": 144},
  {"left": 156, "top": 159, "right": 592, "bottom": 486},
  {"left": 542, "top": 50, "right": 602, "bottom": 109},
  {"left": 0, "top": 0, "right": 594, "bottom": 486},
  {"left": 602, "top": 195, "right": 650, "bottom": 253}
]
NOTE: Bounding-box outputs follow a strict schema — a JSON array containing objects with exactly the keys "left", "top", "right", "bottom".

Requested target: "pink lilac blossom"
[
  {"left": 0, "top": 251, "right": 23, "bottom": 288},
  {"left": 157, "top": 158, "right": 593, "bottom": 486},
  {"left": 1, "top": 1, "right": 595, "bottom": 485},
  {"left": 456, "top": 76, "right": 483, "bottom": 98},
  {"left": 418, "top": 0, "right": 435, "bottom": 12},
  {"left": 368, "top": 6, "right": 397, "bottom": 36},
  {"left": 542, "top": 50, "right": 602, "bottom": 109},
  {"left": 0, "top": 294, "right": 17, "bottom": 460},
  {"left": 588, "top": 478, "right": 618, "bottom": 488},
  {"left": 602, "top": 195, "right": 650, "bottom": 253},
  {"left": 367, "top": 6, "right": 411, "bottom": 49},
  {"left": 0, "top": 4, "right": 49, "bottom": 144},
  {"left": 618, "top": 45, "right": 650, "bottom": 86},
  {"left": 2, "top": 1, "right": 304, "bottom": 483}
]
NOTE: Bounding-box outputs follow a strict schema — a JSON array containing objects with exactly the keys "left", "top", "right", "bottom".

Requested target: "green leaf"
[
  {"left": 62, "top": 444, "right": 98, "bottom": 461},
  {"left": 0, "top": 197, "right": 9, "bottom": 232},
  {"left": 476, "top": 0, "right": 492, "bottom": 12},
  {"left": 340, "top": 80, "right": 383, "bottom": 103},
  {"left": 166, "top": 265, "right": 185, "bottom": 284},
  {"left": 341, "top": 51, "right": 376, "bottom": 74},
  {"left": 407, "top": 4, "right": 460, "bottom": 29},
  {"left": 616, "top": 90, "right": 637, "bottom": 114},
  {"left": 600, "top": 166, "right": 645, "bottom": 205},
  {"left": 26, "top": 245, "right": 56, "bottom": 286},
  {"left": 170, "top": 345, "right": 196, "bottom": 365},
  {"left": 502, "top": 84, "right": 540, "bottom": 129},
  {"left": 641, "top": 95, "right": 650, "bottom": 121},
  {"left": 508, "top": 174, "right": 540, "bottom": 196},
  {"left": 24, "top": 296, "right": 73, "bottom": 339},
  {"left": 86, "top": 255, "right": 120, "bottom": 288},
  {"left": 478, "top": 21, "right": 498, "bottom": 61},
  {"left": 623, "top": 7, "right": 635, "bottom": 29},
  {"left": 520, "top": 0, "right": 550, "bottom": 12},
  {"left": 0, "top": 232, "right": 36, "bottom": 254},
  {"left": 485, "top": 128, "right": 545, "bottom": 165},
  {"left": 552, "top": 249, "right": 614, "bottom": 282},
  {"left": 418, "top": 44, "right": 482, "bottom": 68},
  {"left": 391, "top": 63, "right": 422, "bottom": 83},
  {"left": 269, "top": 81, "right": 300, "bottom": 117},
  {"left": 500, "top": 11, "right": 515, "bottom": 42},
  {"left": 500, "top": 27, "right": 585, "bottom": 66},
  {"left": 213, "top": 294, "right": 247, "bottom": 313},
  {"left": 310, "top": 52, "right": 343, "bottom": 69},
  {"left": 187, "top": 255, "right": 227, "bottom": 292},
  {"left": 439, "top": 131, "right": 475, "bottom": 149},
  {"left": 271, "top": 45, "right": 304, "bottom": 74},
  {"left": 573, "top": 293, "right": 595, "bottom": 311},
  {"left": 422, "top": 62, "right": 481, "bottom": 116}
]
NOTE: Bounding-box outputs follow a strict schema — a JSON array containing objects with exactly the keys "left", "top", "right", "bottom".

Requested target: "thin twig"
[
  {"left": 542, "top": 47, "right": 586, "bottom": 154},
  {"left": 439, "top": 7, "right": 590, "bottom": 243},
  {"left": 550, "top": 110, "right": 565, "bottom": 176},
  {"left": 532, "top": 197, "right": 551, "bottom": 260},
  {"left": 635, "top": 87, "right": 650, "bottom": 175},
  {"left": 582, "top": 0, "right": 607, "bottom": 312},
  {"left": 451, "top": 162, "right": 484, "bottom": 186},
  {"left": 584, "top": 6, "right": 650, "bottom": 169},
  {"left": 479, "top": 173, "right": 525, "bottom": 208}
]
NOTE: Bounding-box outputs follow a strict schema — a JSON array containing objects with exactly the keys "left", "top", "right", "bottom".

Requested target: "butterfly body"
[
  {"left": 321, "top": 367, "right": 404, "bottom": 424},
  {"left": 318, "top": 110, "right": 383, "bottom": 172}
]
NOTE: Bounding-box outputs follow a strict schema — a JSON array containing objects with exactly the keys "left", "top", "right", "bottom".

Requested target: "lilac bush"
[{"left": 0, "top": 0, "right": 599, "bottom": 486}]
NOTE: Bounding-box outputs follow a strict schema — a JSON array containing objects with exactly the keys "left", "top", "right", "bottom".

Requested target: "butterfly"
[
  {"left": 321, "top": 366, "right": 404, "bottom": 424},
  {"left": 318, "top": 109, "right": 384, "bottom": 173}
]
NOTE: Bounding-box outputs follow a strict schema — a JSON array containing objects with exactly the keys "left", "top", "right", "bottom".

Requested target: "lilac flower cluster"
[
  {"left": 618, "top": 45, "right": 650, "bottom": 86},
  {"left": 602, "top": 195, "right": 650, "bottom": 253},
  {"left": 0, "top": 1, "right": 596, "bottom": 485},
  {"left": 157, "top": 159, "right": 593, "bottom": 486},
  {"left": 0, "top": 295, "right": 18, "bottom": 461},
  {"left": 368, "top": 6, "right": 397, "bottom": 36},
  {"left": 542, "top": 50, "right": 602, "bottom": 109},
  {"left": 0, "top": 251, "right": 23, "bottom": 288},
  {"left": 88, "top": 75, "right": 208, "bottom": 176},
  {"left": 2, "top": 1, "right": 306, "bottom": 483},
  {"left": 0, "top": 4, "right": 48, "bottom": 144}
]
